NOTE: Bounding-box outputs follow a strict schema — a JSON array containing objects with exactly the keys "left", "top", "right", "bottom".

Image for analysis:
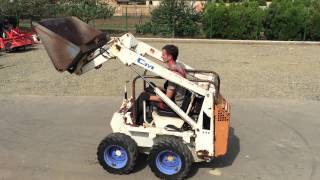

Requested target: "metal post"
[
  {"left": 143, "top": 101, "right": 146, "bottom": 124},
  {"left": 256, "top": 13, "right": 260, "bottom": 40},
  {"left": 171, "top": 15, "right": 174, "bottom": 38},
  {"left": 210, "top": 14, "right": 213, "bottom": 39},
  {"left": 303, "top": 7, "right": 309, "bottom": 41},
  {"left": 139, "top": 9, "right": 142, "bottom": 25},
  {"left": 172, "top": 22, "right": 174, "bottom": 38},
  {"left": 125, "top": 6, "right": 128, "bottom": 32}
]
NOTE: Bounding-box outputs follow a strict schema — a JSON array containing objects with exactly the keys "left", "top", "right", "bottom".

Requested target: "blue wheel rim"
[
  {"left": 104, "top": 145, "right": 128, "bottom": 169},
  {"left": 156, "top": 150, "right": 182, "bottom": 175}
]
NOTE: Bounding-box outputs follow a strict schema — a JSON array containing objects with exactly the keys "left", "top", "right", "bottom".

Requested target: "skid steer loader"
[{"left": 35, "top": 17, "right": 231, "bottom": 180}]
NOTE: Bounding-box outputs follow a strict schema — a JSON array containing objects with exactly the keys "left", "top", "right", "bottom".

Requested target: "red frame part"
[{"left": 1, "top": 27, "right": 35, "bottom": 52}]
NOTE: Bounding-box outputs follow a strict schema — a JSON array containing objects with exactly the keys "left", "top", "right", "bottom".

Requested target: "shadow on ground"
[
  {"left": 187, "top": 127, "right": 240, "bottom": 179},
  {"left": 0, "top": 52, "right": 8, "bottom": 57},
  {"left": 131, "top": 153, "right": 149, "bottom": 174},
  {"left": 7, "top": 46, "right": 39, "bottom": 53},
  {"left": 127, "top": 127, "right": 240, "bottom": 178},
  {"left": 0, "top": 64, "right": 15, "bottom": 69}
]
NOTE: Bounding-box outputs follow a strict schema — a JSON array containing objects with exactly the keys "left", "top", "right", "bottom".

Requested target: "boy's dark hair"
[{"left": 162, "top": 44, "right": 179, "bottom": 61}]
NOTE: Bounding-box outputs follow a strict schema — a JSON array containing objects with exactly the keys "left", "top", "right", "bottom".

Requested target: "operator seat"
[
  {"left": 156, "top": 90, "right": 192, "bottom": 117},
  {"left": 152, "top": 90, "right": 192, "bottom": 130}
]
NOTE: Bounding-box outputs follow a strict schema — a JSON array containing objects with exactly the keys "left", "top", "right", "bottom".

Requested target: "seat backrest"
[
  {"left": 156, "top": 89, "right": 191, "bottom": 117},
  {"left": 180, "top": 90, "right": 192, "bottom": 112}
]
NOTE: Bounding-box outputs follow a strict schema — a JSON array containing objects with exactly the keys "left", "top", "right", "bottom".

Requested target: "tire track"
[{"left": 262, "top": 110, "right": 317, "bottom": 180}]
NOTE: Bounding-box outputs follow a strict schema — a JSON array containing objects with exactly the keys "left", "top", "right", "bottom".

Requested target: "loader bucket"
[{"left": 35, "top": 17, "right": 108, "bottom": 72}]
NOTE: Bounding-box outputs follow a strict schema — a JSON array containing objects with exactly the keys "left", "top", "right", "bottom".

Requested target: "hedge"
[
  {"left": 202, "top": 0, "right": 320, "bottom": 41},
  {"left": 264, "top": 0, "right": 308, "bottom": 40},
  {"left": 136, "top": 0, "right": 320, "bottom": 41},
  {"left": 305, "top": 0, "right": 320, "bottom": 41},
  {"left": 203, "top": 2, "right": 264, "bottom": 39},
  {"left": 136, "top": 0, "right": 200, "bottom": 37}
]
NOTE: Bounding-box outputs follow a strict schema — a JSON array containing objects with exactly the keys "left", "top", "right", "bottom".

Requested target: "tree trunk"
[{"left": 30, "top": 17, "right": 33, "bottom": 28}]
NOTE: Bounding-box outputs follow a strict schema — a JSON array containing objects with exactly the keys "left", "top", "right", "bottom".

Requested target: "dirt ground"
[{"left": 0, "top": 42, "right": 319, "bottom": 100}]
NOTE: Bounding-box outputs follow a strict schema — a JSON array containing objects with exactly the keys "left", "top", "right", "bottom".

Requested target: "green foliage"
[
  {"left": 208, "top": 0, "right": 266, "bottom": 5},
  {"left": 56, "top": 0, "right": 115, "bottom": 23},
  {"left": 0, "top": 0, "right": 16, "bottom": 16},
  {"left": 306, "top": 0, "right": 320, "bottom": 40},
  {"left": 2, "top": 0, "right": 320, "bottom": 41},
  {"left": 249, "top": 0, "right": 267, "bottom": 6},
  {"left": 0, "top": 0, "right": 57, "bottom": 27},
  {"left": 264, "top": 0, "right": 308, "bottom": 40},
  {"left": 203, "top": 1, "right": 264, "bottom": 39},
  {"left": 0, "top": 0, "right": 51, "bottom": 19},
  {"left": 203, "top": 0, "right": 320, "bottom": 41},
  {"left": 202, "top": 3, "right": 228, "bottom": 38},
  {"left": 136, "top": 0, "right": 201, "bottom": 37},
  {"left": 220, "top": 0, "right": 242, "bottom": 2},
  {"left": 135, "top": 22, "right": 152, "bottom": 35},
  {"left": 0, "top": 0, "right": 114, "bottom": 24}
]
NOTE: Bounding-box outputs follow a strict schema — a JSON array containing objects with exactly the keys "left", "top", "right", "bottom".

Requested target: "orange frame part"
[{"left": 214, "top": 95, "right": 231, "bottom": 157}]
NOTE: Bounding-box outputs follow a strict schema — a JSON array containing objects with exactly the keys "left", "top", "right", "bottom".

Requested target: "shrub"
[
  {"left": 56, "top": 0, "right": 114, "bottom": 23},
  {"left": 135, "top": 0, "right": 201, "bottom": 37},
  {"left": 217, "top": 0, "right": 265, "bottom": 5},
  {"left": 135, "top": 22, "right": 152, "bottom": 35},
  {"left": 221, "top": 0, "right": 242, "bottom": 2},
  {"left": 306, "top": 0, "right": 320, "bottom": 40},
  {"left": 264, "top": 0, "right": 308, "bottom": 40},
  {"left": 203, "top": 2, "right": 264, "bottom": 39},
  {"left": 253, "top": 0, "right": 267, "bottom": 6}
]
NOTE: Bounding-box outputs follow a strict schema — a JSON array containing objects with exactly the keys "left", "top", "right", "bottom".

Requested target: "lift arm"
[
  {"left": 78, "top": 34, "right": 209, "bottom": 130},
  {"left": 35, "top": 16, "right": 209, "bottom": 130}
]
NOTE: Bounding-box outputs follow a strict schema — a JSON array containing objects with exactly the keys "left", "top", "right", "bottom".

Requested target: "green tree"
[
  {"left": 0, "top": 0, "right": 17, "bottom": 16},
  {"left": 0, "top": 0, "right": 56, "bottom": 26},
  {"left": 0, "top": 0, "right": 114, "bottom": 26},
  {"left": 57, "top": 0, "right": 115, "bottom": 23},
  {"left": 136, "top": 0, "right": 201, "bottom": 37}
]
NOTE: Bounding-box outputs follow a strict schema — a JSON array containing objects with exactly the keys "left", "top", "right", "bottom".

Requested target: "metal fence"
[
  {"left": 94, "top": 5, "right": 152, "bottom": 32},
  {"left": 18, "top": 16, "right": 150, "bottom": 34},
  {"left": 1, "top": 3, "right": 152, "bottom": 33}
]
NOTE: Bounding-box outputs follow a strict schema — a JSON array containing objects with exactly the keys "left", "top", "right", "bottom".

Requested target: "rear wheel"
[
  {"left": 97, "top": 133, "right": 138, "bottom": 174},
  {"left": 149, "top": 136, "right": 193, "bottom": 180}
]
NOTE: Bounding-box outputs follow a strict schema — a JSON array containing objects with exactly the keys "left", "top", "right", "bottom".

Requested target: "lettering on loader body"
[{"left": 137, "top": 58, "right": 154, "bottom": 70}]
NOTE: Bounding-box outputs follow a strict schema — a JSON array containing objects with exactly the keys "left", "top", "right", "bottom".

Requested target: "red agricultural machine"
[{"left": 0, "top": 16, "right": 39, "bottom": 52}]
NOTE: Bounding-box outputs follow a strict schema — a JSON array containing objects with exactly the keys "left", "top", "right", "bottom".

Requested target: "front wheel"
[
  {"left": 148, "top": 136, "right": 193, "bottom": 180},
  {"left": 97, "top": 133, "right": 138, "bottom": 174}
]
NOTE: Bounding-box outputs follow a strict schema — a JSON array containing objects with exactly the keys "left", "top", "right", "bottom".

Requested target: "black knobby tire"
[
  {"left": 97, "top": 133, "right": 138, "bottom": 174},
  {"left": 148, "top": 136, "right": 193, "bottom": 180}
]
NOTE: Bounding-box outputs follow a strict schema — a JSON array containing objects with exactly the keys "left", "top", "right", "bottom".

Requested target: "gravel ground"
[{"left": 0, "top": 42, "right": 319, "bottom": 100}]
